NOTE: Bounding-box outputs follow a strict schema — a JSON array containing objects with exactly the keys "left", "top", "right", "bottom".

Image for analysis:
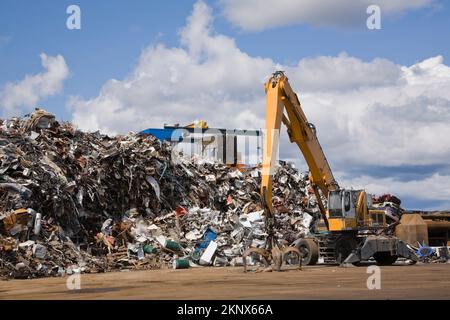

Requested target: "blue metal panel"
[{"left": 139, "top": 128, "right": 184, "bottom": 142}]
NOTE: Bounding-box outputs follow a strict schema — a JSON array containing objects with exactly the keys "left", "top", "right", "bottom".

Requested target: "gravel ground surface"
[{"left": 1, "top": 263, "right": 449, "bottom": 299}]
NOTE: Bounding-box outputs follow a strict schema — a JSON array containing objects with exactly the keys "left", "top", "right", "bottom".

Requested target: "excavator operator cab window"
[
  {"left": 344, "top": 191, "right": 351, "bottom": 212},
  {"left": 328, "top": 191, "right": 343, "bottom": 217}
]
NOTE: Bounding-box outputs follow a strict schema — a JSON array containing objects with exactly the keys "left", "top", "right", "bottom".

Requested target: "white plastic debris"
[
  {"left": 199, "top": 240, "right": 218, "bottom": 265},
  {"left": 18, "top": 240, "right": 35, "bottom": 249},
  {"left": 33, "top": 212, "right": 42, "bottom": 235},
  {"left": 247, "top": 210, "right": 263, "bottom": 223},
  {"left": 301, "top": 213, "right": 313, "bottom": 229}
]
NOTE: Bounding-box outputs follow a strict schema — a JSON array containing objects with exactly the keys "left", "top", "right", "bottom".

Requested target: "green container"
[
  {"left": 165, "top": 240, "right": 183, "bottom": 252},
  {"left": 143, "top": 244, "right": 156, "bottom": 254},
  {"left": 173, "top": 258, "right": 190, "bottom": 269}
]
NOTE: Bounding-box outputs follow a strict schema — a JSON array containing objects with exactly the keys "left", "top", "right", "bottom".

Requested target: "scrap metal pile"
[{"left": 0, "top": 109, "right": 320, "bottom": 279}]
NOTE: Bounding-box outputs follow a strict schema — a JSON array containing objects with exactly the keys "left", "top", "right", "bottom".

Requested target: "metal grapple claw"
[
  {"left": 242, "top": 245, "right": 302, "bottom": 272},
  {"left": 243, "top": 247, "right": 271, "bottom": 273}
]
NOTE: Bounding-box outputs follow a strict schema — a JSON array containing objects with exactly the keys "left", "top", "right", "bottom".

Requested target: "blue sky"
[
  {"left": 0, "top": 0, "right": 195, "bottom": 119},
  {"left": 1, "top": 0, "right": 450, "bottom": 210},
  {"left": 1, "top": 0, "right": 449, "bottom": 118}
]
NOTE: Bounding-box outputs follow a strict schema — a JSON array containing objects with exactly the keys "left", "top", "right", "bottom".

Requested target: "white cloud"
[
  {"left": 0, "top": 53, "right": 69, "bottom": 117},
  {"left": 221, "top": 0, "right": 434, "bottom": 31},
  {"left": 69, "top": 1, "right": 450, "bottom": 209},
  {"left": 69, "top": 1, "right": 275, "bottom": 134},
  {"left": 291, "top": 55, "right": 450, "bottom": 168},
  {"left": 337, "top": 172, "right": 450, "bottom": 210},
  {"left": 286, "top": 53, "right": 402, "bottom": 91}
]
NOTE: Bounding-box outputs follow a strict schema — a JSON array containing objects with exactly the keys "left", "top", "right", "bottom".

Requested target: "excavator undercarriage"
[{"left": 293, "top": 232, "right": 417, "bottom": 266}]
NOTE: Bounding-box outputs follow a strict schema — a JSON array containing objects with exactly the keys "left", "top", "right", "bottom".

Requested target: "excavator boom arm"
[{"left": 261, "top": 72, "right": 339, "bottom": 222}]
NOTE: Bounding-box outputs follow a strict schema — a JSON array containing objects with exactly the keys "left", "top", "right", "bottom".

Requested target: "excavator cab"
[
  {"left": 327, "top": 189, "right": 359, "bottom": 231},
  {"left": 327, "top": 189, "right": 388, "bottom": 231}
]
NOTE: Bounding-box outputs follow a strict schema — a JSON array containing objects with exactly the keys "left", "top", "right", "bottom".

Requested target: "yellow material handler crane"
[{"left": 244, "top": 72, "right": 418, "bottom": 271}]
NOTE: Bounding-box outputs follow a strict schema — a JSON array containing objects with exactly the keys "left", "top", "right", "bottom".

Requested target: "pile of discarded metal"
[{"left": 0, "top": 109, "right": 319, "bottom": 279}]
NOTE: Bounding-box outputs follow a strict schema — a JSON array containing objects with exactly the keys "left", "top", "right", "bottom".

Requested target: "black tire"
[
  {"left": 295, "top": 238, "right": 319, "bottom": 265},
  {"left": 374, "top": 252, "right": 398, "bottom": 265},
  {"left": 334, "top": 236, "right": 358, "bottom": 265}
]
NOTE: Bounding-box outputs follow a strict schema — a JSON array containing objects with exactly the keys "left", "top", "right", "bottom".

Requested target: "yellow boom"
[{"left": 261, "top": 71, "right": 338, "bottom": 227}]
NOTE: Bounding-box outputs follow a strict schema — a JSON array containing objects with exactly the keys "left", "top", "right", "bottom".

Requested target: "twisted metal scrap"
[{"left": 23, "top": 108, "right": 56, "bottom": 132}]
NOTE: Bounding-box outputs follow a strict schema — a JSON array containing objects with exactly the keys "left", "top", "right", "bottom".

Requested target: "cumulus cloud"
[
  {"left": 0, "top": 53, "right": 69, "bottom": 117},
  {"left": 337, "top": 173, "right": 450, "bottom": 208},
  {"left": 221, "top": 0, "right": 434, "bottom": 31},
  {"left": 286, "top": 53, "right": 402, "bottom": 91},
  {"left": 69, "top": 1, "right": 275, "bottom": 134},
  {"left": 69, "top": 1, "right": 450, "bottom": 209},
  {"left": 290, "top": 55, "right": 450, "bottom": 168}
]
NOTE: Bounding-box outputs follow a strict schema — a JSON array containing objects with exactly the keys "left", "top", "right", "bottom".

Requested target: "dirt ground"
[{"left": 1, "top": 263, "right": 449, "bottom": 299}]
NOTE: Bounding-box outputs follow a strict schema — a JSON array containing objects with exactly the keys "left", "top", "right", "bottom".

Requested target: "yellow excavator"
[{"left": 244, "top": 71, "right": 417, "bottom": 270}]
